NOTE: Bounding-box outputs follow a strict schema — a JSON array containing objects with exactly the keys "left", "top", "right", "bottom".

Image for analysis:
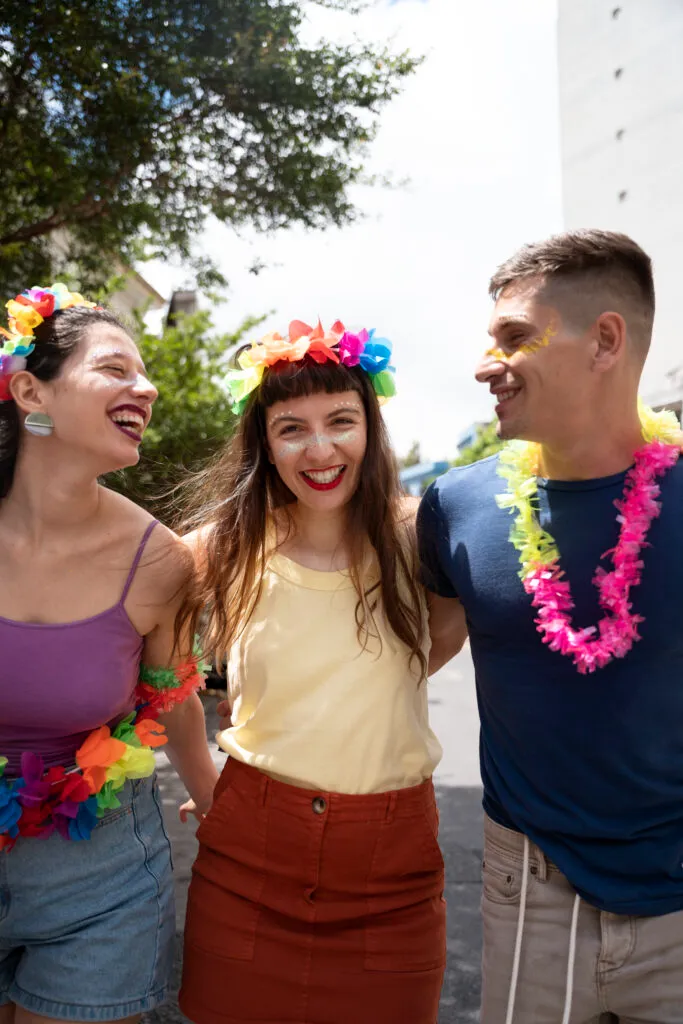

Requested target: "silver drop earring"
[{"left": 24, "top": 412, "right": 54, "bottom": 437}]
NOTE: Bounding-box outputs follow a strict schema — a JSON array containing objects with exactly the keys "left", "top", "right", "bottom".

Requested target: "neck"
[
  {"left": 538, "top": 415, "right": 645, "bottom": 481},
  {"left": 281, "top": 501, "right": 351, "bottom": 569},
  {"left": 0, "top": 443, "right": 103, "bottom": 546}
]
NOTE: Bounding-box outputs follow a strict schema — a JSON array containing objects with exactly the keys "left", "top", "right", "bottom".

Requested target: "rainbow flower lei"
[
  {"left": 496, "top": 404, "right": 682, "bottom": 674},
  {"left": 0, "top": 654, "right": 206, "bottom": 851},
  {"left": 226, "top": 319, "right": 396, "bottom": 415},
  {"left": 0, "top": 283, "right": 98, "bottom": 402}
]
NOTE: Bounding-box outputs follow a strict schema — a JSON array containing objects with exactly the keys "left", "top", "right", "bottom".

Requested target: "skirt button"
[{"left": 312, "top": 796, "right": 327, "bottom": 815}]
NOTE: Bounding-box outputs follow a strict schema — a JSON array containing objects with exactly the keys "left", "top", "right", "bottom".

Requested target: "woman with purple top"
[{"left": 0, "top": 285, "right": 218, "bottom": 1024}]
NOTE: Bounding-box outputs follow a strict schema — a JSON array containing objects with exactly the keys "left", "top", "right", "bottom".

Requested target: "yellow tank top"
[{"left": 217, "top": 553, "right": 442, "bottom": 794}]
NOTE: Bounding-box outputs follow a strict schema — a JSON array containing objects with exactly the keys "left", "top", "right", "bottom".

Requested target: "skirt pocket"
[
  {"left": 187, "top": 769, "right": 268, "bottom": 963},
  {"left": 363, "top": 796, "right": 446, "bottom": 973}
]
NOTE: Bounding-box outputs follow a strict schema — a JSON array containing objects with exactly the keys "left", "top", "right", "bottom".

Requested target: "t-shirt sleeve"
[{"left": 417, "top": 483, "right": 459, "bottom": 599}]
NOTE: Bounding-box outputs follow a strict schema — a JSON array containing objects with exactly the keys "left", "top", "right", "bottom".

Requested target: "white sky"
[{"left": 144, "top": 0, "right": 563, "bottom": 461}]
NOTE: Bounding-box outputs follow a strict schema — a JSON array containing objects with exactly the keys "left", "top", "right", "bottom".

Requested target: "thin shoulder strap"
[{"left": 120, "top": 520, "right": 159, "bottom": 604}]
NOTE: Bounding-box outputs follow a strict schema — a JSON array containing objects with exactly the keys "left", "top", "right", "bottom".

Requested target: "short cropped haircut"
[{"left": 489, "top": 229, "right": 655, "bottom": 359}]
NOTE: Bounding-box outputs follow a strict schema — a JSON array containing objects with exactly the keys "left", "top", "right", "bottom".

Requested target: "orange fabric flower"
[{"left": 134, "top": 719, "right": 168, "bottom": 749}]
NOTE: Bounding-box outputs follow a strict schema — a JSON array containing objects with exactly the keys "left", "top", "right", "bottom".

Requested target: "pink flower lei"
[{"left": 496, "top": 406, "right": 682, "bottom": 674}]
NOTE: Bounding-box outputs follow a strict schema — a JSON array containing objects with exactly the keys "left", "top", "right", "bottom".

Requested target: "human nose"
[
  {"left": 129, "top": 373, "right": 158, "bottom": 404},
  {"left": 475, "top": 348, "right": 507, "bottom": 384},
  {"left": 305, "top": 433, "right": 336, "bottom": 462}
]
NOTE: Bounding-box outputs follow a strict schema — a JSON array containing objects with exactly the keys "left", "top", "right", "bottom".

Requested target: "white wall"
[{"left": 558, "top": 0, "right": 683, "bottom": 398}]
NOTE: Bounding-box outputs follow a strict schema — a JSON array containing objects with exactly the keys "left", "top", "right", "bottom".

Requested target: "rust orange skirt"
[{"left": 180, "top": 757, "right": 446, "bottom": 1024}]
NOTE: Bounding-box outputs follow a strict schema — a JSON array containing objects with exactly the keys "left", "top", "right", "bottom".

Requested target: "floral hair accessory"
[
  {"left": 226, "top": 319, "right": 396, "bottom": 415},
  {"left": 0, "top": 283, "right": 100, "bottom": 403}
]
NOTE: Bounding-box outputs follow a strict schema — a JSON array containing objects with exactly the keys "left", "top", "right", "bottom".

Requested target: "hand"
[
  {"left": 216, "top": 698, "right": 232, "bottom": 731},
  {"left": 179, "top": 798, "right": 204, "bottom": 824}
]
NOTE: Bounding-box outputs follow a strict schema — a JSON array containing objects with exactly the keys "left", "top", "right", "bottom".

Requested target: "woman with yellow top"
[{"left": 178, "top": 320, "right": 446, "bottom": 1024}]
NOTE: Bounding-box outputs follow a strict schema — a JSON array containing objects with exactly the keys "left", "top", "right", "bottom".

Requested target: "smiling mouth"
[
  {"left": 494, "top": 388, "right": 522, "bottom": 412},
  {"left": 109, "top": 408, "right": 146, "bottom": 442},
  {"left": 301, "top": 466, "right": 347, "bottom": 491}
]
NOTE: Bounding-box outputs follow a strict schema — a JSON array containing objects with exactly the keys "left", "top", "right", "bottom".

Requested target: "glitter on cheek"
[
  {"left": 335, "top": 429, "right": 360, "bottom": 444},
  {"left": 518, "top": 321, "right": 557, "bottom": 356},
  {"left": 277, "top": 438, "right": 309, "bottom": 457},
  {"left": 485, "top": 321, "right": 557, "bottom": 362},
  {"left": 276, "top": 430, "right": 359, "bottom": 457},
  {"left": 485, "top": 346, "right": 507, "bottom": 361}
]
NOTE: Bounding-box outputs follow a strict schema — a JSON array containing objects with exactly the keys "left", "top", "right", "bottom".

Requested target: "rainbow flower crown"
[
  {"left": 226, "top": 319, "right": 396, "bottom": 415},
  {"left": 0, "top": 283, "right": 98, "bottom": 402}
]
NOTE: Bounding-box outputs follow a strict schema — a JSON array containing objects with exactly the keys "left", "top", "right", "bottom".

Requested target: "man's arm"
[
  {"left": 416, "top": 483, "right": 467, "bottom": 673},
  {"left": 427, "top": 590, "right": 467, "bottom": 675}
]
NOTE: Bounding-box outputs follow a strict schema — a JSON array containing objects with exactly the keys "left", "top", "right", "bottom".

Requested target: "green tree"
[
  {"left": 453, "top": 421, "right": 504, "bottom": 467},
  {"left": 107, "top": 308, "right": 262, "bottom": 521},
  {"left": 0, "top": 0, "right": 419, "bottom": 293},
  {"left": 399, "top": 440, "right": 421, "bottom": 469}
]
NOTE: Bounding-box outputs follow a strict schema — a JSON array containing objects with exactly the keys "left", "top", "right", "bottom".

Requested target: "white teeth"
[
  {"left": 111, "top": 411, "right": 144, "bottom": 431},
  {"left": 497, "top": 390, "right": 519, "bottom": 402},
  {"left": 304, "top": 467, "right": 344, "bottom": 484}
]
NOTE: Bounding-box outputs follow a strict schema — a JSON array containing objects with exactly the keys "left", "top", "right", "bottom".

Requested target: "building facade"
[{"left": 558, "top": 0, "right": 683, "bottom": 419}]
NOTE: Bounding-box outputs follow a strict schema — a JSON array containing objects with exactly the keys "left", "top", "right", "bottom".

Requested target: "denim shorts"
[{"left": 0, "top": 775, "right": 175, "bottom": 1021}]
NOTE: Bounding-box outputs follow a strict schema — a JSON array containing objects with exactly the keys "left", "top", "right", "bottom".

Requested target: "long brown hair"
[{"left": 179, "top": 354, "right": 427, "bottom": 679}]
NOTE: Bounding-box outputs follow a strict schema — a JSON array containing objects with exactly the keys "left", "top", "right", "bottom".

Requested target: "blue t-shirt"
[{"left": 418, "top": 453, "right": 683, "bottom": 915}]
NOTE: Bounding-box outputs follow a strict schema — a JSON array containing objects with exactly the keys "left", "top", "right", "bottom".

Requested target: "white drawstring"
[
  {"left": 561, "top": 893, "right": 581, "bottom": 1024},
  {"left": 505, "top": 834, "right": 529, "bottom": 1024},
  {"left": 504, "top": 837, "right": 581, "bottom": 1024}
]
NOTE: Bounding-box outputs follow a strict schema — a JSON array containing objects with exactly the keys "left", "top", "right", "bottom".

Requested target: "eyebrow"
[
  {"left": 488, "top": 314, "right": 533, "bottom": 336},
  {"left": 269, "top": 405, "right": 362, "bottom": 425}
]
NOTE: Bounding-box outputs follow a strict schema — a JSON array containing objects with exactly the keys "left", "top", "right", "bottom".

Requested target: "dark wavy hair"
[
  {"left": 178, "top": 354, "right": 427, "bottom": 679},
  {"left": 0, "top": 306, "right": 128, "bottom": 498}
]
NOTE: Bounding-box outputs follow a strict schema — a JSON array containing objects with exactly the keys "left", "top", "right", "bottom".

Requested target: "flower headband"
[
  {"left": 0, "top": 283, "right": 99, "bottom": 402},
  {"left": 226, "top": 319, "right": 396, "bottom": 415}
]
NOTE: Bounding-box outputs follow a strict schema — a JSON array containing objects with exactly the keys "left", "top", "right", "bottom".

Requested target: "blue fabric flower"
[
  {"left": 0, "top": 778, "right": 24, "bottom": 837},
  {"left": 358, "top": 330, "right": 394, "bottom": 375},
  {"left": 68, "top": 796, "right": 100, "bottom": 841}
]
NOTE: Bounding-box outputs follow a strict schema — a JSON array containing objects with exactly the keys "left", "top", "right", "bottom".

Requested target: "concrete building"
[
  {"left": 400, "top": 460, "right": 450, "bottom": 497},
  {"left": 558, "top": 0, "right": 683, "bottom": 419},
  {"left": 50, "top": 228, "right": 166, "bottom": 322}
]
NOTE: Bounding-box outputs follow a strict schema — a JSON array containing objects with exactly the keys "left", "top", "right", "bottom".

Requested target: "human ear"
[
  {"left": 591, "top": 312, "right": 627, "bottom": 372},
  {"left": 8, "top": 371, "right": 51, "bottom": 416}
]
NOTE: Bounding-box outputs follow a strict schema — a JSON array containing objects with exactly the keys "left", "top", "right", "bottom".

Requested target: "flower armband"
[
  {"left": 135, "top": 645, "right": 209, "bottom": 717},
  {"left": 0, "top": 647, "right": 209, "bottom": 852}
]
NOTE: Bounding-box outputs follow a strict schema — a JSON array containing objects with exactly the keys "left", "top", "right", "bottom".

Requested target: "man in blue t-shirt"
[{"left": 418, "top": 229, "right": 683, "bottom": 1023}]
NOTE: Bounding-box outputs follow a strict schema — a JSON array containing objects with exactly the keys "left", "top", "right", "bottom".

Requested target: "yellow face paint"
[{"left": 486, "top": 321, "right": 557, "bottom": 361}]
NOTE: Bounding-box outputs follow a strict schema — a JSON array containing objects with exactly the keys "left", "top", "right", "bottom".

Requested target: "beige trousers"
[{"left": 481, "top": 814, "right": 683, "bottom": 1024}]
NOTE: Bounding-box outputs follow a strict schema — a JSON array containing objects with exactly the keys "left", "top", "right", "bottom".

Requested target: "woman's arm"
[{"left": 140, "top": 530, "right": 219, "bottom": 819}]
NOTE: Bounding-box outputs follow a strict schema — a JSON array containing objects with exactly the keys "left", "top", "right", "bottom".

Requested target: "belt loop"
[
  {"left": 385, "top": 791, "right": 397, "bottom": 823},
  {"left": 534, "top": 842, "right": 548, "bottom": 882},
  {"left": 260, "top": 772, "right": 269, "bottom": 807}
]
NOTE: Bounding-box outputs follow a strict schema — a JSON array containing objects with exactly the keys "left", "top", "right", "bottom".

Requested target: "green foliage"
[
  {"left": 453, "top": 421, "right": 504, "bottom": 467},
  {"left": 0, "top": 0, "right": 419, "bottom": 292},
  {"left": 399, "top": 440, "right": 421, "bottom": 469},
  {"left": 107, "top": 308, "right": 263, "bottom": 521}
]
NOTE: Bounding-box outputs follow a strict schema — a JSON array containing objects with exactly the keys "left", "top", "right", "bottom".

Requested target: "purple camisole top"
[{"left": 0, "top": 521, "right": 158, "bottom": 776}]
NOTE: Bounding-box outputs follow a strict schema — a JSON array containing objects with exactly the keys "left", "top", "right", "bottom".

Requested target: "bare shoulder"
[
  {"left": 397, "top": 494, "right": 420, "bottom": 525},
  {"left": 181, "top": 523, "right": 215, "bottom": 571},
  {"left": 394, "top": 494, "right": 420, "bottom": 559},
  {"left": 99, "top": 487, "right": 192, "bottom": 600},
  {"left": 142, "top": 522, "right": 194, "bottom": 596}
]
